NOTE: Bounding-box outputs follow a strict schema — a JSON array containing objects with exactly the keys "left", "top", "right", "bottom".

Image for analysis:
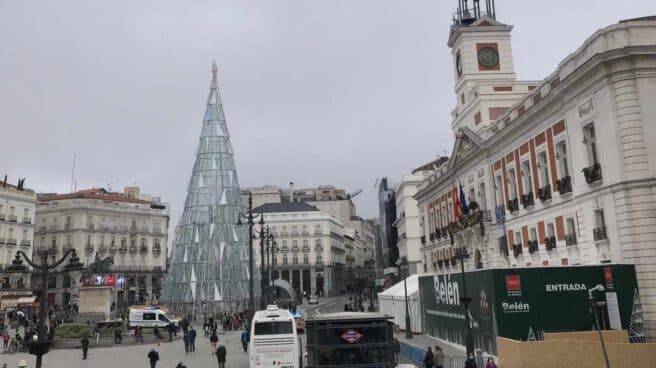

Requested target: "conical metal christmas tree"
[{"left": 163, "top": 63, "right": 258, "bottom": 317}]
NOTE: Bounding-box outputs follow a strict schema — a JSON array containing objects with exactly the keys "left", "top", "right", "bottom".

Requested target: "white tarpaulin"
[{"left": 378, "top": 274, "right": 423, "bottom": 334}]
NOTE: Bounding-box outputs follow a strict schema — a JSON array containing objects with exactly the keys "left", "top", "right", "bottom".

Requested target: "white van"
[{"left": 128, "top": 307, "right": 177, "bottom": 328}]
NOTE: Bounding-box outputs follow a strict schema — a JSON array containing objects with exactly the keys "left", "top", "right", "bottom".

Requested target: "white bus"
[{"left": 250, "top": 305, "right": 301, "bottom": 368}]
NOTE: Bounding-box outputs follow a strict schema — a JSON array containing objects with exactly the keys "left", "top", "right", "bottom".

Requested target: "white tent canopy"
[{"left": 378, "top": 274, "right": 423, "bottom": 334}]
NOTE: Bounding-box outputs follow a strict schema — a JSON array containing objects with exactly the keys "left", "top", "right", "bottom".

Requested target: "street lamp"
[
  {"left": 588, "top": 284, "right": 611, "bottom": 368},
  {"left": 236, "top": 192, "right": 262, "bottom": 318},
  {"left": 7, "top": 248, "right": 84, "bottom": 368},
  {"left": 254, "top": 219, "right": 267, "bottom": 310},
  {"left": 453, "top": 245, "right": 475, "bottom": 367},
  {"left": 398, "top": 257, "right": 412, "bottom": 339},
  {"left": 265, "top": 229, "right": 276, "bottom": 305}
]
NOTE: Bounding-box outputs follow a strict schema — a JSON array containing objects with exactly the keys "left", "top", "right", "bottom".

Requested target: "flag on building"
[
  {"left": 459, "top": 183, "right": 470, "bottom": 216},
  {"left": 453, "top": 187, "right": 463, "bottom": 221}
]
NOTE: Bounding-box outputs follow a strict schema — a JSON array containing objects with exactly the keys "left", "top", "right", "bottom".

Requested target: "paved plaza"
[{"left": 0, "top": 330, "right": 249, "bottom": 368}]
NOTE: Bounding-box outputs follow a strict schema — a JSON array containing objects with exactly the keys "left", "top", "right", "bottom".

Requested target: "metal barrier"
[{"left": 398, "top": 341, "right": 469, "bottom": 368}]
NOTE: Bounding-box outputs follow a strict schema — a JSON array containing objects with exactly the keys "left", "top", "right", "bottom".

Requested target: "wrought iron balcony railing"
[
  {"left": 565, "top": 234, "right": 577, "bottom": 246},
  {"left": 593, "top": 226, "right": 608, "bottom": 241},
  {"left": 538, "top": 185, "right": 552, "bottom": 202},
  {"left": 8, "top": 215, "right": 17, "bottom": 222},
  {"left": 583, "top": 163, "right": 602, "bottom": 184},
  {"left": 521, "top": 192, "right": 535, "bottom": 208},
  {"left": 22, "top": 217, "right": 31, "bottom": 224},
  {"left": 20, "top": 240, "right": 31, "bottom": 247},
  {"left": 507, "top": 198, "right": 519, "bottom": 213},
  {"left": 545, "top": 236, "right": 557, "bottom": 250},
  {"left": 557, "top": 176, "right": 572, "bottom": 194},
  {"left": 512, "top": 244, "right": 523, "bottom": 257},
  {"left": 528, "top": 240, "right": 539, "bottom": 254}
]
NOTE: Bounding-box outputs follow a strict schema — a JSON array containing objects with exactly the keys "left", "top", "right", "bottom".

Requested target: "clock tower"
[{"left": 447, "top": 0, "right": 525, "bottom": 133}]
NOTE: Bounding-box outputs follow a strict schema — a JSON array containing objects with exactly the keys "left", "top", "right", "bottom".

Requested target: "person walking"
[
  {"left": 241, "top": 329, "right": 249, "bottom": 352},
  {"left": 114, "top": 326, "right": 122, "bottom": 344},
  {"left": 433, "top": 345, "right": 444, "bottom": 368},
  {"left": 216, "top": 343, "right": 227, "bottom": 368},
  {"left": 423, "top": 346, "right": 434, "bottom": 368},
  {"left": 2, "top": 330, "right": 10, "bottom": 351},
  {"left": 147, "top": 347, "right": 160, "bottom": 368},
  {"left": 80, "top": 334, "right": 90, "bottom": 360},
  {"left": 393, "top": 338, "right": 400, "bottom": 364},
  {"left": 183, "top": 333, "right": 190, "bottom": 354},
  {"left": 485, "top": 357, "right": 498, "bottom": 368},
  {"left": 167, "top": 322, "right": 174, "bottom": 342},
  {"left": 209, "top": 331, "right": 219, "bottom": 355},
  {"left": 189, "top": 327, "right": 197, "bottom": 352}
]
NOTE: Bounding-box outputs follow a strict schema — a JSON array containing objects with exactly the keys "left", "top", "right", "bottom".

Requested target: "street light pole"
[
  {"left": 455, "top": 245, "right": 475, "bottom": 366},
  {"left": 8, "top": 248, "right": 84, "bottom": 368},
  {"left": 257, "top": 219, "right": 267, "bottom": 310},
  {"left": 400, "top": 257, "right": 412, "bottom": 339},
  {"left": 237, "top": 192, "right": 261, "bottom": 318},
  {"left": 589, "top": 284, "right": 611, "bottom": 368}
]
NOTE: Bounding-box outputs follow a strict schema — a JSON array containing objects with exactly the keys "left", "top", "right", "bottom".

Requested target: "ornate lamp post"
[
  {"left": 254, "top": 221, "right": 268, "bottom": 310},
  {"left": 265, "top": 229, "right": 276, "bottom": 305},
  {"left": 398, "top": 257, "right": 412, "bottom": 339},
  {"left": 589, "top": 284, "right": 611, "bottom": 368},
  {"left": 237, "top": 192, "right": 262, "bottom": 317},
  {"left": 453, "top": 236, "right": 475, "bottom": 367},
  {"left": 8, "top": 248, "right": 84, "bottom": 368}
]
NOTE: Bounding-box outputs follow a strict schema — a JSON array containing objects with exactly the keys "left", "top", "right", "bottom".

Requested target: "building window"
[
  {"left": 303, "top": 254, "right": 309, "bottom": 265},
  {"left": 66, "top": 234, "right": 72, "bottom": 246},
  {"left": 566, "top": 217, "right": 576, "bottom": 237},
  {"left": 508, "top": 168, "right": 518, "bottom": 200},
  {"left": 314, "top": 224, "right": 321, "bottom": 235},
  {"left": 271, "top": 226, "right": 277, "bottom": 236},
  {"left": 478, "top": 183, "right": 487, "bottom": 210},
  {"left": 272, "top": 256, "right": 277, "bottom": 266},
  {"left": 283, "top": 255, "right": 288, "bottom": 265},
  {"left": 316, "top": 254, "right": 322, "bottom": 264},
  {"left": 282, "top": 240, "right": 288, "bottom": 251},
  {"left": 23, "top": 208, "right": 29, "bottom": 218},
  {"left": 583, "top": 123, "right": 599, "bottom": 166},
  {"left": 556, "top": 141, "right": 569, "bottom": 178},
  {"left": 514, "top": 231, "right": 521, "bottom": 246},
  {"left": 291, "top": 225, "right": 298, "bottom": 236},
  {"left": 282, "top": 226, "right": 288, "bottom": 235},
  {"left": 293, "top": 254, "right": 298, "bottom": 265},
  {"left": 63, "top": 275, "right": 71, "bottom": 288},
  {"left": 537, "top": 151, "right": 549, "bottom": 188},
  {"left": 9, "top": 207, "right": 15, "bottom": 216},
  {"left": 547, "top": 223, "right": 555, "bottom": 238},
  {"left": 594, "top": 209, "right": 607, "bottom": 241},
  {"left": 521, "top": 160, "right": 532, "bottom": 195}
]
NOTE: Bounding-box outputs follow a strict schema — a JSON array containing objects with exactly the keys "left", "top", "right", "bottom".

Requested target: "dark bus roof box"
[{"left": 305, "top": 312, "right": 392, "bottom": 323}]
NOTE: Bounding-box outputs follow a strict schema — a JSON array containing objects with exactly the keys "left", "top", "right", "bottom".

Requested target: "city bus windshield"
[{"left": 254, "top": 321, "right": 294, "bottom": 335}]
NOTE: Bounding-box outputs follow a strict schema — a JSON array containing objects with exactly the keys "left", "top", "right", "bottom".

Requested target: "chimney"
[{"left": 289, "top": 182, "right": 294, "bottom": 203}]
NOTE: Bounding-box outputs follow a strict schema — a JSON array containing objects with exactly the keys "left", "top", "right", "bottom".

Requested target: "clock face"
[
  {"left": 456, "top": 53, "right": 462, "bottom": 75},
  {"left": 478, "top": 47, "right": 499, "bottom": 68}
]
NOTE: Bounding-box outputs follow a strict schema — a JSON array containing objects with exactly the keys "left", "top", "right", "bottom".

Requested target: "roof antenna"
[
  {"left": 212, "top": 60, "right": 218, "bottom": 80},
  {"left": 70, "top": 153, "right": 77, "bottom": 193}
]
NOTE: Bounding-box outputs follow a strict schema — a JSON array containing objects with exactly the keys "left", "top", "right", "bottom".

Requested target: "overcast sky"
[{"left": 1, "top": 1, "right": 654, "bottom": 225}]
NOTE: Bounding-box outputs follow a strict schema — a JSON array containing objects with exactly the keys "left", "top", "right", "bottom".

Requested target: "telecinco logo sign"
[{"left": 506, "top": 275, "right": 521, "bottom": 296}]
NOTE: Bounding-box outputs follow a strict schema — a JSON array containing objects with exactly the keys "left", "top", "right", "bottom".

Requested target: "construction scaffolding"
[{"left": 162, "top": 63, "right": 259, "bottom": 318}]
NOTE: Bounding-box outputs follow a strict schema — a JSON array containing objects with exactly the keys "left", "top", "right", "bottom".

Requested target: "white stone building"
[
  {"left": 393, "top": 172, "right": 431, "bottom": 275},
  {"left": 415, "top": 13, "right": 656, "bottom": 339},
  {"left": 35, "top": 187, "right": 169, "bottom": 309},
  {"left": 252, "top": 202, "right": 345, "bottom": 297},
  {"left": 0, "top": 179, "right": 36, "bottom": 290}
]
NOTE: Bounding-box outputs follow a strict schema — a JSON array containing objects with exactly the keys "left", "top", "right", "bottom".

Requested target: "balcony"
[
  {"left": 583, "top": 163, "right": 602, "bottom": 184},
  {"left": 140, "top": 246, "right": 148, "bottom": 254},
  {"left": 119, "top": 247, "right": 128, "bottom": 253},
  {"left": 527, "top": 240, "right": 539, "bottom": 254},
  {"left": 538, "top": 185, "right": 552, "bottom": 202},
  {"left": 0, "top": 238, "right": 4, "bottom": 245},
  {"left": 281, "top": 231, "right": 289, "bottom": 236},
  {"left": 437, "top": 259, "right": 443, "bottom": 267},
  {"left": 507, "top": 198, "right": 519, "bottom": 213},
  {"left": 0, "top": 214, "right": 4, "bottom": 221},
  {"left": 88, "top": 224, "right": 95, "bottom": 230},
  {"left": 593, "top": 227, "right": 608, "bottom": 241},
  {"left": 421, "top": 235, "right": 426, "bottom": 245},
  {"left": 6, "top": 238, "right": 17, "bottom": 246},
  {"left": 98, "top": 245, "right": 108, "bottom": 252},
  {"left": 291, "top": 231, "right": 299, "bottom": 237},
  {"left": 557, "top": 176, "right": 572, "bottom": 194},
  {"left": 153, "top": 247, "right": 162, "bottom": 255},
  {"left": 20, "top": 240, "right": 31, "bottom": 247},
  {"left": 512, "top": 244, "right": 523, "bottom": 257},
  {"left": 129, "top": 226, "right": 138, "bottom": 233},
  {"left": 49, "top": 225, "right": 59, "bottom": 231},
  {"left": 129, "top": 246, "right": 138, "bottom": 254},
  {"left": 429, "top": 233, "right": 435, "bottom": 242},
  {"left": 521, "top": 192, "right": 535, "bottom": 208},
  {"left": 22, "top": 217, "right": 31, "bottom": 224},
  {"left": 441, "top": 227, "right": 449, "bottom": 238},
  {"left": 545, "top": 236, "right": 557, "bottom": 251},
  {"left": 450, "top": 257, "right": 457, "bottom": 266},
  {"left": 301, "top": 231, "right": 310, "bottom": 236},
  {"left": 302, "top": 246, "right": 310, "bottom": 253},
  {"left": 109, "top": 246, "right": 118, "bottom": 253},
  {"left": 8, "top": 215, "right": 17, "bottom": 223},
  {"left": 291, "top": 246, "right": 300, "bottom": 253},
  {"left": 314, "top": 246, "right": 323, "bottom": 252},
  {"left": 64, "top": 223, "right": 72, "bottom": 230},
  {"left": 314, "top": 230, "right": 322, "bottom": 235},
  {"left": 281, "top": 247, "right": 289, "bottom": 253},
  {"left": 565, "top": 234, "right": 577, "bottom": 246}
]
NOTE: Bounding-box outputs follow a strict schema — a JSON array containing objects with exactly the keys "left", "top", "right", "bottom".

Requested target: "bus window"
[
  {"left": 158, "top": 314, "right": 169, "bottom": 322},
  {"left": 143, "top": 313, "right": 156, "bottom": 321},
  {"left": 254, "top": 321, "right": 293, "bottom": 335}
]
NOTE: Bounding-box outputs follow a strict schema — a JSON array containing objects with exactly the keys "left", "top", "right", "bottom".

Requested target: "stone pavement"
[{"left": 0, "top": 330, "right": 249, "bottom": 368}]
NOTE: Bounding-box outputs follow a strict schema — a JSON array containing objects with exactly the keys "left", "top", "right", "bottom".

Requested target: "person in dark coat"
[
  {"left": 147, "top": 348, "right": 159, "bottom": 368},
  {"left": 423, "top": 347, "right": 434, "bottom": 368},
  {"left": 241, "top": 329, "right": 249, "bottom": 352},
  {"left": 80, "top": 334, "right": 90, "bottom": 360},
  {"left": 167, "top": 322, "right": 174, "bottom": 341},
  {"left": 189, "top": 327, "right": 197, "bottom": 352},
  {"left": 183, "top": 333, "right": 190, "bottom": 354},
  {"left": 216, "top": 344, "right": 227, "bottom": 368}
]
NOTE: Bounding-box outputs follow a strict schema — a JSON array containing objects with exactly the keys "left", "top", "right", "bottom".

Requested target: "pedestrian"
[
  {"left": 485, "top": 357, "right": 497, "bottom": 368},
  {"left": 393, "top": 337, "right": 400, "bottom": 364},
  {"left": 114, "top": 326, "right": 122, "bottom": 344},
  {"left": 147, "top": 347, "right": 160, "bottom": 368},
  {"left": 80, "top": 334, "right": 90, "bottom": 360},
  {"left": 2, "top": 330, "right": 10, "bottom": 350},
  {"left": 423, "top": 346, "right": 434, "bottom": 368},
  {"left": 175, "top": 363, "right": 186, "bottom": 368},
  {"left": 241, "top": 329, "right": 249, "bottom": 352},
  {"left": 183, "top": 333, "right": 190, "bottom": 354},
  {"left": 216, "top": 343, "right": 227, "bottom": 368},
  {"left": 189, "top": 327, "right": 197, "bottom": 352},
  {"left": 209, "top": 330, "right": 219, "bottom": 355},
  {"left": 167, "top": 322, "right": 174, "bottom": 342},
  {"left": 433, "top": 345, "right": 444, "bottom": 368}
]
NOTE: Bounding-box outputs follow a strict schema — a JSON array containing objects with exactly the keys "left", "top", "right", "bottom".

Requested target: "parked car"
[{"left": 308, "top": 295, "right": 319, "bottom": 305}]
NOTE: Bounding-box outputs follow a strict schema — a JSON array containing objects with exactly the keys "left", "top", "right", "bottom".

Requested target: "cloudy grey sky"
[{"left": 1, "top": 0, "right": 654, "bottom": 224}]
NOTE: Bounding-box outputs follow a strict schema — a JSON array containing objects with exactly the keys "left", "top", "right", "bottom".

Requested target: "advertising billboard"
[{"left": 418, "top": 264, "right": 638, "bottom": 354}]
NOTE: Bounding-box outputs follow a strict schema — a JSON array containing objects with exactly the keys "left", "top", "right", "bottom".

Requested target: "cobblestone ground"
[{"left": 0, "top": 330, "right": 249, "bottom": 368}]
